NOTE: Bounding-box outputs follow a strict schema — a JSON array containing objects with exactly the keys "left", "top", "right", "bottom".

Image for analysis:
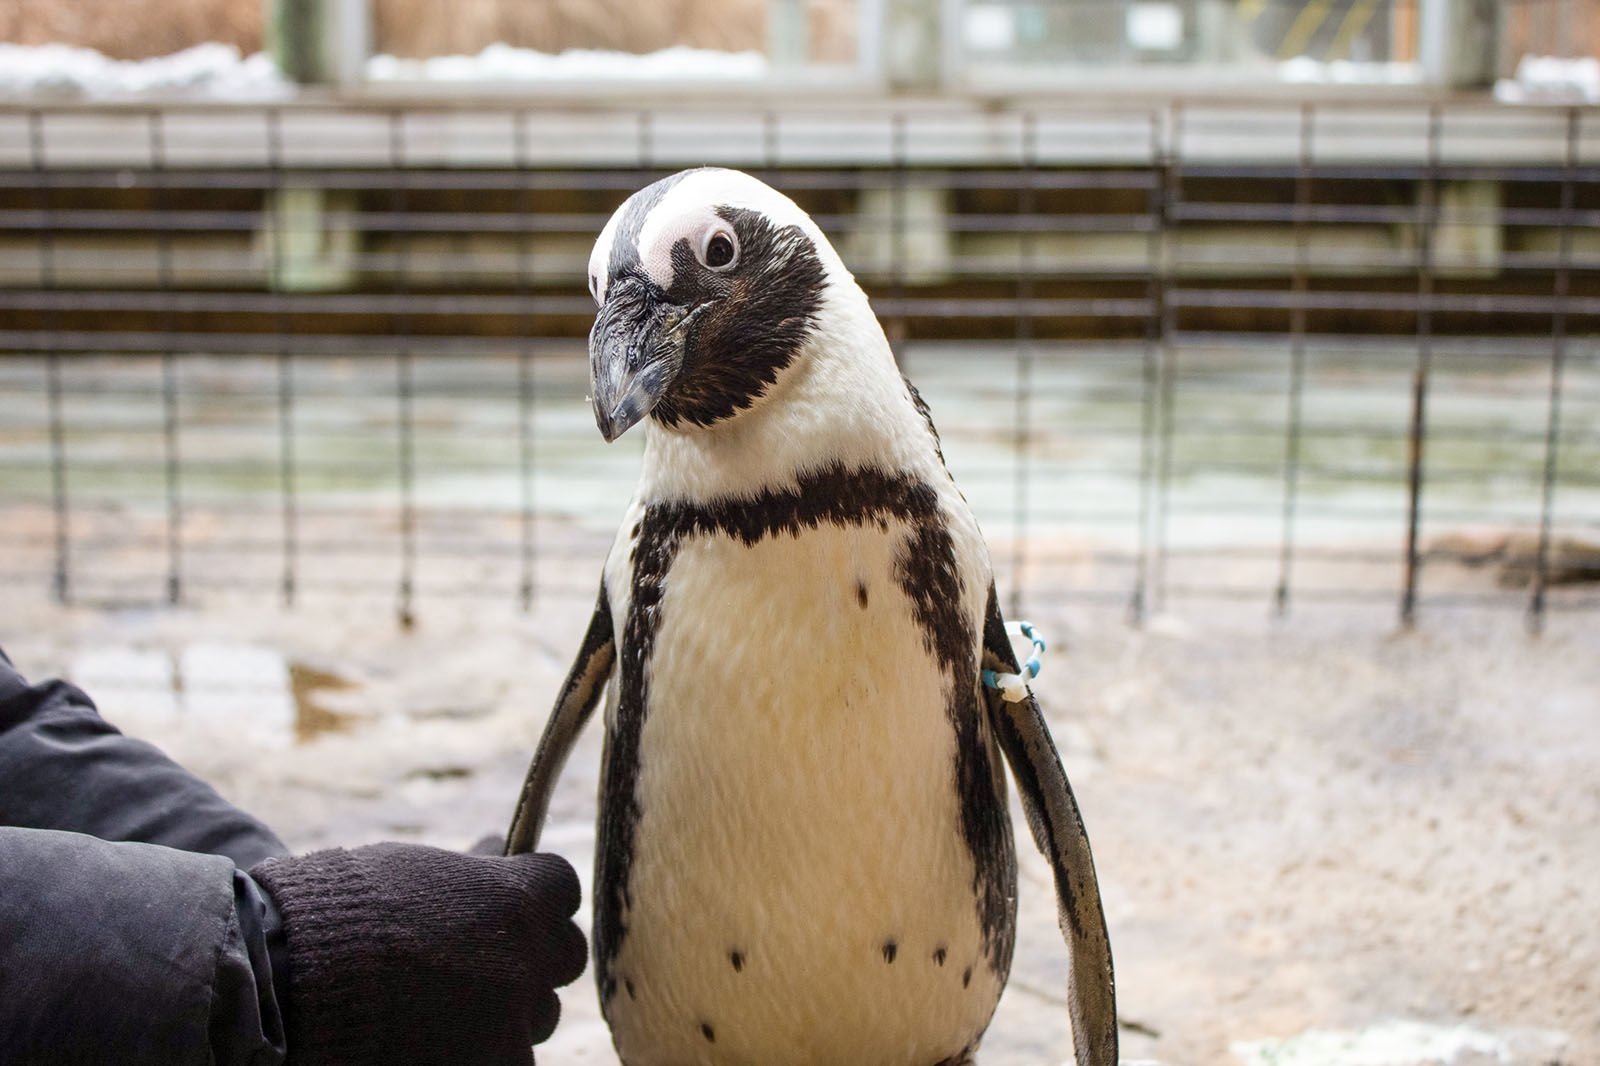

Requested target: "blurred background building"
[{"left": 4, "top": 0, "right": 1595, "bottom": 91}]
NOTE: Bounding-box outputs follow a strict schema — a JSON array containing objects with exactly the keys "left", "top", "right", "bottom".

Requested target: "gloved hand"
[{"left": 251, "top": 843, "right": 586, "bottom": 1066}]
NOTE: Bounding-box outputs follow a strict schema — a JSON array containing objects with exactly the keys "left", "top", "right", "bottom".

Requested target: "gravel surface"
[{"left": 5, "top": 577, "right": 1594, "bottom": 1066}]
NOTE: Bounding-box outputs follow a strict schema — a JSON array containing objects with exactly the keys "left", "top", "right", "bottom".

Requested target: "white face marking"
[
  {"left": 588, "top": 208, "right": 622, "bottom": 306},
  {"left": 632, "top": 204, "right": 715, "bottom": 292}
]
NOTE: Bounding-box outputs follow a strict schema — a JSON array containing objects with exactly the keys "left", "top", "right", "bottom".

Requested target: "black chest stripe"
[{"left": 593, "top": 463, "right": 1017, "bottom": 1008}]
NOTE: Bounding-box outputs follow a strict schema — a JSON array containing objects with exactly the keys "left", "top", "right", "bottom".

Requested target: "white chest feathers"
[{"left": 603, "top": 517, "right": 1009, "bottom": 1066}]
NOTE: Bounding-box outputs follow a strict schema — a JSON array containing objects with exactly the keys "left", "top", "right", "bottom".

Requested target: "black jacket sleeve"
[
  {"left": 0, "top": 650, "right": 588, "bottom": 1066},
  {"left": 0, "top": 827, "right": 287, "bottom": 1066},
  {"left": 0, "top": 649, "right": 288, "bottom": 868},
  {"left": 0, "top": 650, "right": 290, "bottom": 1066}
]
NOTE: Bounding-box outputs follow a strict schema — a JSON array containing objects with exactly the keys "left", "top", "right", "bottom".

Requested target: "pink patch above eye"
[{"left": 638, "top": 209, "right": 719, "bottom": 291}]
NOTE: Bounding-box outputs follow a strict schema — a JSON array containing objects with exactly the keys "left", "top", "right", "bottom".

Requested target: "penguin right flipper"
[
  {"left": 980, "top": 585, "right": 1118, "bottom": 1066},
  {"left": 505, "top": 583, "right": 616, "bottom": 855}
]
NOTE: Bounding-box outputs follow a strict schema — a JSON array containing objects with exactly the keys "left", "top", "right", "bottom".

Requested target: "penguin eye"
[{"left": 699, "top": 228, "right": 739, "bottom": 272}]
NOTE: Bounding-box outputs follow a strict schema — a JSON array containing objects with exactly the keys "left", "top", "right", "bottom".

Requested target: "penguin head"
[{"left": 585, "top": 168, "right": 835, "bottom": 441}]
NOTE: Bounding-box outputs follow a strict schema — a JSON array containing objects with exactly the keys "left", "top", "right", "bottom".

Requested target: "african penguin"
[{"left": 508, "top": 167, "right": 1117, "bottom": 1066}]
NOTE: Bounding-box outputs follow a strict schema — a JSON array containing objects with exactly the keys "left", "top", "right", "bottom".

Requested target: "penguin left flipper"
[
  {"left": 506, "top": 583, "right": 616, "bottom": 856},
  {"left": 980, "top": 585, "right": 1119, "bottom": 1066}
]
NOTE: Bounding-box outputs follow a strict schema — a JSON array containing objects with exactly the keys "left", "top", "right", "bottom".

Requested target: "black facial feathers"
[
  {"left": 598, "top": 171, "right": 829, "bottom": 433},
  {"left": 651, "top": 206, "right": 827, "bottom": 429}
]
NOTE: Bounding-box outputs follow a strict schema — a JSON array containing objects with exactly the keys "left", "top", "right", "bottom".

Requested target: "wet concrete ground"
[{"left": 5, "top": 574, "right": 1595, "bottom": 1066}]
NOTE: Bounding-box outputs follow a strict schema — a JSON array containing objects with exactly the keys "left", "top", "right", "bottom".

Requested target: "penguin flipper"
[
  {"left": 980, "top": 585, "right": 1118, "bottom": 1066},
  {"left": 505, "top": 583, "right": 616, "bottom": 855}
]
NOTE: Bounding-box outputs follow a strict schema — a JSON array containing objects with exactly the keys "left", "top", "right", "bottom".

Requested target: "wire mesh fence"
[{"left": 1, "top": 99, "right": 1597, "bottom": 627}]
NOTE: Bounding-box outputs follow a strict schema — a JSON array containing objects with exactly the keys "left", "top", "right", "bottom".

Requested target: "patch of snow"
[
  {"left": 1278, "top": 57, "right": 1423, "bottom": 85},
  {"left": 963, "top": 5, "right": 1017, "bottom": 53},
  {"left": 180, "top": 641, "right": 295, "bottom": 748},
  {"left": 1495, "top": 55, "right": 1600, "bottom": 103},
  {"left": 64, "top": 641, "right": 294, "bottom": 744},
  {"left": 0, "top": 39, "right": 770, "bottom": 97},
  {"left": 1232, "top": 1020, "right": 1524, "bottom": 1066},
  {"left": 365, "top": 42, "right": 769, "bottom": 83},
  {"left": 0, "top": 42, "right": 291, "bottom": 100},
  {"left": 69, "top": 646, "right": 179, "bottom": 723},
  {"left": 1126, "top": 2, "right": 1186, "bottom": 53}
]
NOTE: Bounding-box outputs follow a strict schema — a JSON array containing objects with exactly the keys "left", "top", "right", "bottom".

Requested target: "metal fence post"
[
  {"left": 1400, "top": 105, "right": 1442, "bottom": 629},
  {"left": 267, "top": 108, "right": 299, "bottom": 609},
  {"left": 267, "top": 0, "right": 370, "bottom": 86},
  {"left": 514, "top": 110, "right": 538, "bottom": 613},
  {"left": 1275, "top": 102, "right": 1314, "bottom": 617},
  {"left": 1528, "top": 107, "right": 1580, "bottom": 634},
  {"left": 1132, "top": 106, "right": 1169, "bottom": 627},
  {"left": 1152, "top": 103, "right": 1183, "bottom": 619},
  {"left": 769, "top": 0, "right": 812, "bottom": 68},
  {"left": 1008, "top": 111, "right": 1038, "bottom": 620},
  {"left": 150, "top": 109, "right": 183, "bottom": 606},
  {"left": 29, "top": 110, "right": 71, "bottom": 605},
  {"left": 1418, "top": 0, "right": 1502, "bottom": 90},
  {"left": 884, "top": 0, "right": 945, "bottom": 91},
  {"left": 890, "top": 112, "right": 908, "bottom": 367},
  {"left": 389, "top": 111, "right": 416, "bottom": 629}
]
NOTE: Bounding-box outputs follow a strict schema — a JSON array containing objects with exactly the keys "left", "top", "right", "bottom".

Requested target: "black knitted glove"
[{"left": 251, "top": 844, "right": 586, "bottom": 1066}]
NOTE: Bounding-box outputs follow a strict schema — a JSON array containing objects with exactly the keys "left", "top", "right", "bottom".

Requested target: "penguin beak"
[{"left": 589, "top": 278, "right": 702, "bottom": 443}]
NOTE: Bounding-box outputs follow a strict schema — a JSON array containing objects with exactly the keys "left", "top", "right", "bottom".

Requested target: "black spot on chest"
[{"left": 593, "top": 462, "right": 1016, "bottom": 1007}]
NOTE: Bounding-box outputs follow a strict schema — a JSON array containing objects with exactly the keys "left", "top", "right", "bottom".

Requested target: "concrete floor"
[{"left": 5, "top": 566, "right": 1594, "bottom": 1066}]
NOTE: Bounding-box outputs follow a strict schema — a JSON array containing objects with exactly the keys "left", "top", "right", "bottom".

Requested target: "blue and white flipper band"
[{"left": 982, "top": 621, "right": 1045, "bottom": 703}]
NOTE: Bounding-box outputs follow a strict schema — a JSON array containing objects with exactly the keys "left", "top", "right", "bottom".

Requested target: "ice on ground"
[
  {"left": 1232, "top": 1019, "right": 1566, "bottom": 1066},
  {"left": 1495, "top": 55, "right": 1600, "bottom": 103},
  {"left": 180, "top": 642, "right": 295, "bottom": 748},
  {"left": 365, "top": 43, "right": 769, "bottom": 83},
  {"left": 66, "top": 641, "right": 294, "bottom": 745},
  {"left": 69, "top": 646, "right": 179, "bottom": 723},
  {"left": 1276, "top": 57, "right": 1423, "bottom": 85},
  {"left": 0, "top": 42, "right": 291, "bottom": 99}
]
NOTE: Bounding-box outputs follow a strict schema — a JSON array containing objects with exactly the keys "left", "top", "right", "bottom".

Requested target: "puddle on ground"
[{"left": 287, "top": 662, "right": 361, "bottom": 742}]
